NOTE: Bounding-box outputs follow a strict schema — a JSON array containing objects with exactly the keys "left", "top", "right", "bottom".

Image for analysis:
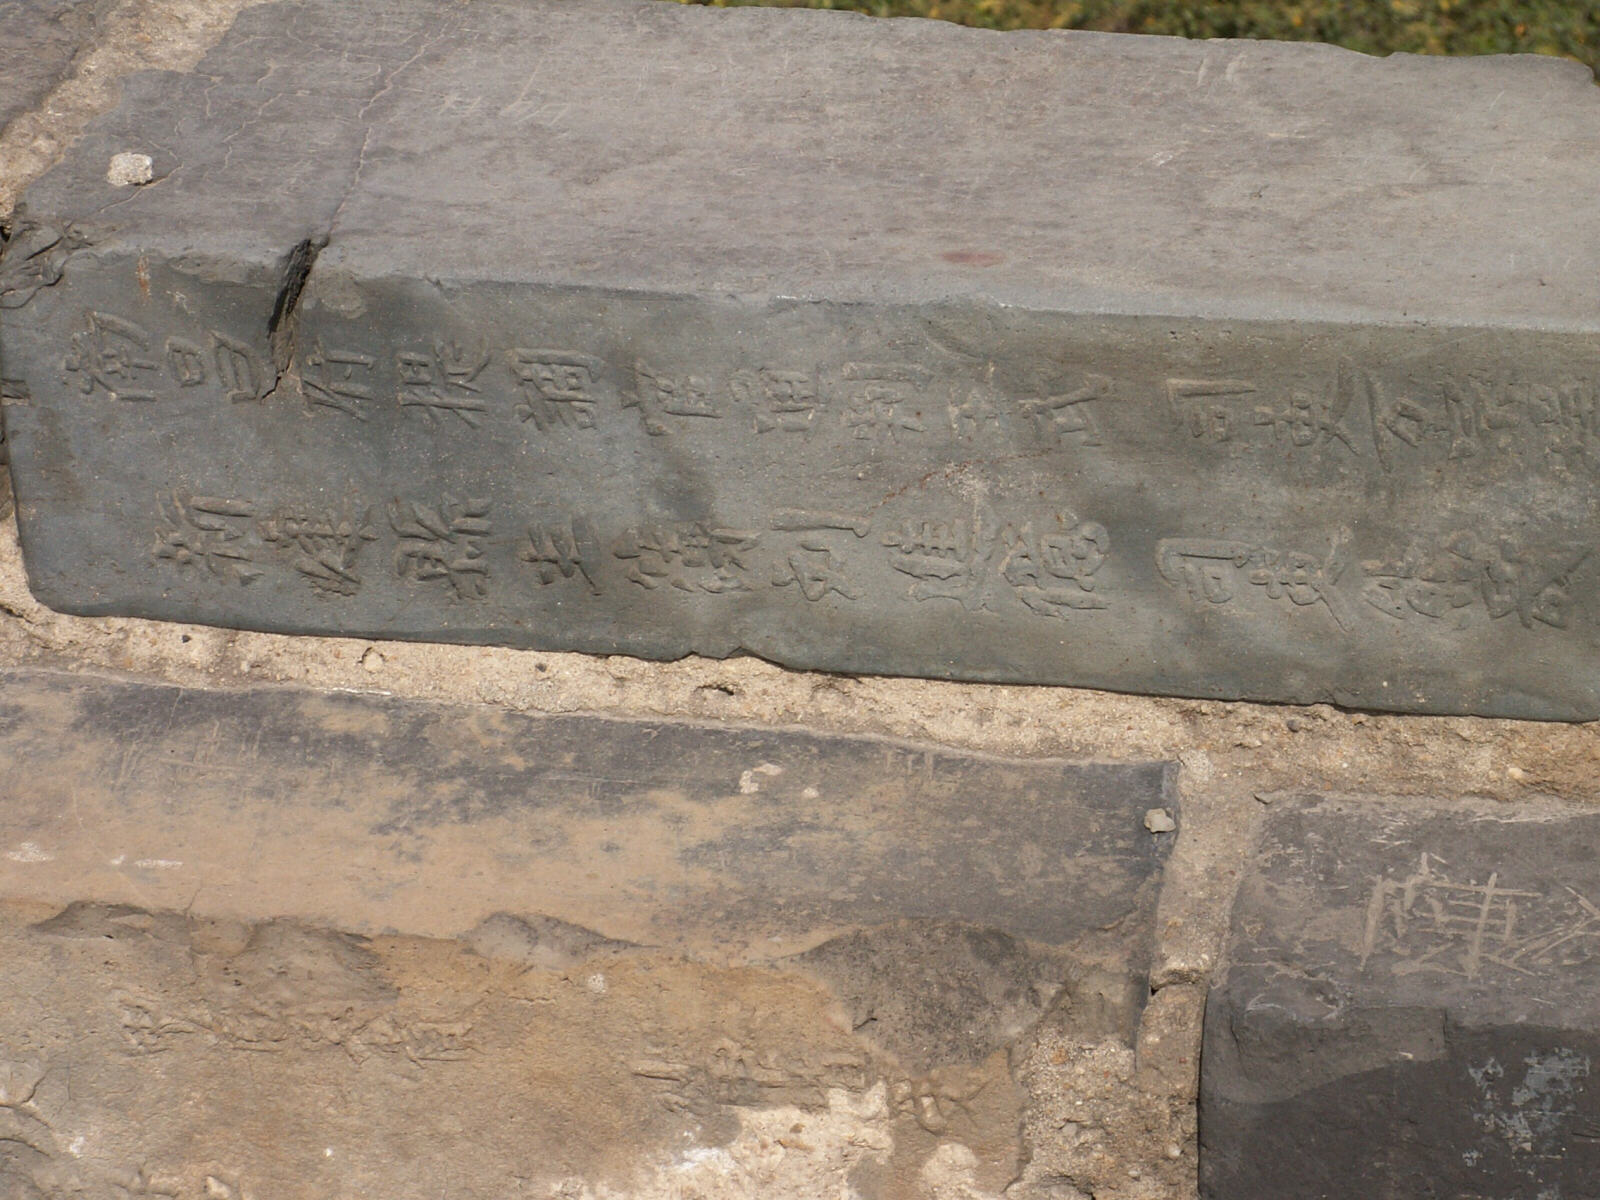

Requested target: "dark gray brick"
[{"left": 1202, "top": 797, "right": 1600, "bottom": 1199}]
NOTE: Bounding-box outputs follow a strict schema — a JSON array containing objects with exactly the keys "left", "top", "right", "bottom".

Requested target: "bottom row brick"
[{"left": 1203, "top": 798, "right": 1600, "bottom": 1198}]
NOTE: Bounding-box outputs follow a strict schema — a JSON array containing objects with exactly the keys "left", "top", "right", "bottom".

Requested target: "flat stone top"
[{"left": 18, "top": 0, "right": 1600, "bottom": 328}]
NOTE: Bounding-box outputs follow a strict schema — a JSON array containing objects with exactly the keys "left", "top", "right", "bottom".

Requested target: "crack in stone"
[
  {"left": 266, "top": 235, "right": 322, "bottom": 375},
  {"left": 324, "top": 14, "right": 459, "bottom": 243}
]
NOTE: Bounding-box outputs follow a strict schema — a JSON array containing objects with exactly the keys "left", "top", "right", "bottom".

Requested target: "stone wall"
[
  {"left": 2, "top": 4, "right": 1597, "bottom": 1198},
  {"left": 4, "top": 469, "right": 1596, "bottom": 1200}
]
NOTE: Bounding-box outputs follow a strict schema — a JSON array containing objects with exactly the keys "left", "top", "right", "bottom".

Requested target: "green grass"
[{"left": 673, "top": 0, "right": 1598, "bottom": 74}]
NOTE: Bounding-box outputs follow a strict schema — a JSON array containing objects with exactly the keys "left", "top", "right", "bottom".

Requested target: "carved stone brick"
[
  {"left": 3, "top": 0, "right": 1599, "bottom": 716},
  {"left": 0, "top": 668, "right": 1175, "bottom": 1199},
  {"left": 1202, "top": 797, "right": 1600, "bottom": 1199}
]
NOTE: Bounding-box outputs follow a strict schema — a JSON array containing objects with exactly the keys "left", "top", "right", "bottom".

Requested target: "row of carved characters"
[
  {"left": 301, "top": 341, "right": 1111, "bottom": 445},
  {"left": 1360, "top": 850, "right": 1600, "bottom": 981},
  {"left": 51, "top": 310, "right": 1600, "bottom": 467},
  {"left": 61, "top": 311, "right": 264, "bottom": 403},
  {"left": 629, "top": 1039, "right": 987, "bottom": 1136},
  {"left": 55, "top": 309, "right": 1109, "bottom": 444},
  {"left": 630, "top": 1039, "right": 873, "bottom": 1114},
  {"left": 151, "top": 493, "right": 1112, "bottom": 616},
  {"left": 1170, "top": 367, "right": 1600, "bottom": 470},
  {"left": 152, "top": 493, "right": 1591, "bottom": 632},
  {"left": 1157, "top": 531, "right": 1590, "bottom": 632}
]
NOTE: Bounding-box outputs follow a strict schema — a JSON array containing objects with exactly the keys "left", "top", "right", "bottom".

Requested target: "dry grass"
[{"left": 675, "top": 0, "right": 1598, "bottom": 72}]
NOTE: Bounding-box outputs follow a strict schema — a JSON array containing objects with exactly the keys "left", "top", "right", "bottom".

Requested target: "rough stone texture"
[
  {"left": 0, "top": 898, "right": 994, "bottom": 1200},
  {"left": 1, "top": 0, "right": 274, "bottom": 487},
  {"left": 0, "top": 667, "right": 1176, "bottom": 951},
  {"left": 9, "top": 503, "right": 1600, "bottom": 1199},
  {"left": 1202, "top": 795, "right": 1600, "bottom": 1199},
  {"left": 0, "top": 0, "right": 271, "bottom": 221},
  {"left": 0, "top": 667, "right": 1176, "bottom": 1199},
  {"left": 5, "top": 8, "right": 1600, "bottom": 1194},
  {"left": 0, "top": 0, "right": 108, "bottom": 134},
  {"left": 4, "top": 0, "right": 1599, "bottom": 718},
  {"left": 0, "top": 0, "right": 113, "bottom": 472}
]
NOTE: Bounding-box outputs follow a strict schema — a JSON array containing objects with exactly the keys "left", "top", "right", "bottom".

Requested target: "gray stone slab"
[
  {"left": 0, "top": 672, "right": 1178, "bottom": 1200},
  {"left": 3, "top": 0, "right": 1599, "bottom": 718},
  {"left": 1201, "top": 796, "right": 1600, "bottom": 1199},
  {"left": 0, "top": 0, "right": 106, "bottom": 134},
  {"left": 0, "top": 668, "right": 1177, "bottom": 954}
]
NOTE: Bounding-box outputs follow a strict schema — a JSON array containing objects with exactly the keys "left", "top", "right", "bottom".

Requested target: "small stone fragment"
[
  {"left": 105, "top": 151, "right": 153, "bottom": 187},
  {"left": 1143, "top": 808, "right": 1176, "bottom": 834}
]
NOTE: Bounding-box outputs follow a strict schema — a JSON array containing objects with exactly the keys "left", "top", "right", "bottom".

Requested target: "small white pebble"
[
  {"left": 360, "top": 646, "right": 385, "bottom": 672},
  {"left": 1506, "top": 765, "right": 1526, "bottom": 781},
  {"left": 107, "top": 151, "right": 154, "bottom": 187},
  {"left": 1143, "top": 808, "right": 1177, "bottom": 834},
  {"left": 585, "top": 972, "right": 607, "bottom": 995}
]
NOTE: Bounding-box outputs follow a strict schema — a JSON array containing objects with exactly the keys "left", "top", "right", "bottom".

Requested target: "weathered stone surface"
[
  {"left": 0, "top": 669, "right": 1175, "bottom": 1198},
  {"left": 0, "top": 899, "right": 1022, "bottom": 1200},
  {"left": 0, "top": 668, "right": 1176, "bottom": 952},
  {"left": 1201, "top": 796, "right": 1600, "bottom": 1199},
  {"left": 0, "top": 0, "right": 107, "bottom": 476},
  {"left": 0, "top": 0, "right": 106, "bottom": 133},
  {"left": 3, "top": 0, "right": 1598, "bottom": 718}
]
